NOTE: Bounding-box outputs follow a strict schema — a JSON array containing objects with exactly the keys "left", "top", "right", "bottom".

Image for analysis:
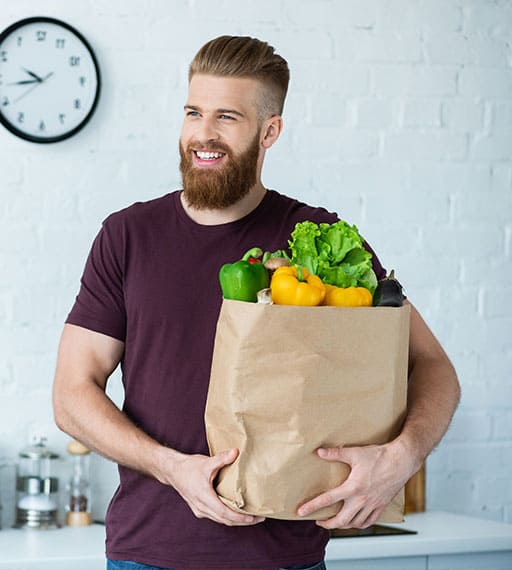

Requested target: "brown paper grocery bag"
[{"left": 205, "top": 299, "right": 410, "bottom": 522}]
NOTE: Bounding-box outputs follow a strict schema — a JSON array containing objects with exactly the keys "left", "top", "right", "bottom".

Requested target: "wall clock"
[{"left": 0, "top": 16, "right": 101, "bottom": 143}]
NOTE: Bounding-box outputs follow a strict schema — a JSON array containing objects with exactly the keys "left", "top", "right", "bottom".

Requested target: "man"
[{"left": 53, "top": 36, "right": 460, "bottom": 570}]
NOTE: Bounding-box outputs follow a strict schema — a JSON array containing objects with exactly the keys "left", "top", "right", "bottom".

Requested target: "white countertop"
[
  {"left": 0, "top": 511, "right": 511, "bottom": 565},
  {"left": 0, "top": 523, "right": 106, "bottom": 565},
  {"left": 325, "top": 511, "right": 512, "bottom": 560}
]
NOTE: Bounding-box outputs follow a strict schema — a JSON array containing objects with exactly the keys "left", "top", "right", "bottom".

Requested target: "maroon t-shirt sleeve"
[{"left": 66, "top": 218, "right": 126, "bottom": 341}]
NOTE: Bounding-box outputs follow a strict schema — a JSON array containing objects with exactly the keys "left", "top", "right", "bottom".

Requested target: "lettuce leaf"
[
  {"left": 288, "top": 221, "right": 321, "bottom": 275},
  {"left": 289, "top": 220, "right": 378, "bottom": 293},
  {"left": 317, "top": 221, "right": 363, "bottom": 264}
]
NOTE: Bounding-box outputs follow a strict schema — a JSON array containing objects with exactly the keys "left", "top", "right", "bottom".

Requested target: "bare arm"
[
  {"left": 297, "top": 301, "right": 460, "bottom": 528},
  {"left": 394, "top": 301, "right": 461, "bottom": 471},
  {"left": 53, "top": 323, "right": 263, "bottom": 526},
  {"left": 53, "top": 324, "right": 158, "bottom": 471}
]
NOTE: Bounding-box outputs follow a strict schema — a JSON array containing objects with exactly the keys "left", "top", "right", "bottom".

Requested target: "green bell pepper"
[{"left": 219, "top": 247, "right": 270, "bottom": 302}]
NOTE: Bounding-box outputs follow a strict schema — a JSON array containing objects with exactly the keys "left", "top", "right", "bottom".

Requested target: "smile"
[{"left": 194, "top": 150, "right": 226, "bottom": 161}]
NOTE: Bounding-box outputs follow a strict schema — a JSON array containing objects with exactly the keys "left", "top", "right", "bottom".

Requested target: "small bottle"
[{"left": 65, "top": 440, "right": 92, "bottom": 526}]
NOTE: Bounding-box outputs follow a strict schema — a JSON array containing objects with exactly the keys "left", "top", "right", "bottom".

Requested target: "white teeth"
[{"left": 196, "top": 151, "right": 224, "bottom": 160}]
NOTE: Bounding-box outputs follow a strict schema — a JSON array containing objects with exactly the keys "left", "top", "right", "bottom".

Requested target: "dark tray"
[{"left": 330, "top": 524, "right": 417, "bottom": 538}]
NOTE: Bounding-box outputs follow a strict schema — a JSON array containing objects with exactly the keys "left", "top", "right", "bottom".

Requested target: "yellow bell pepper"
[
  {"left": 271, "top": 265, "right": 326, "bottom": 306},
  {"left": 323, "top": 284, "right": 373, "bottom": 307}
]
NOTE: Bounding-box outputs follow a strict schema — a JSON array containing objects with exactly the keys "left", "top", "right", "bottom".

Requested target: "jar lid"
[
  {"left": 66, "top": 440, "right": 90, "bottom": 456},
  {"left": 20, "top": 442, "right": 59, "bottom": 460}
]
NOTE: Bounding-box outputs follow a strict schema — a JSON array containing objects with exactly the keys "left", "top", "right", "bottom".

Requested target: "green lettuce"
[{"left": 289, "top": 220, "right": 378, "bottom": 293}]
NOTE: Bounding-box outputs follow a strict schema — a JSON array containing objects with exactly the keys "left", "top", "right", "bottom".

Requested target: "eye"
[
  {"left": 186, "top": 110, "right": 200, "bottom": 117},
  {"left": 219, "top": 114, "right": 236, "bottom": 121}
]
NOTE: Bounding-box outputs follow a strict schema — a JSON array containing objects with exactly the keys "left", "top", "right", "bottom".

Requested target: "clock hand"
[
  {"left": 21, "top": 66, "right": 43, "bottom": 83},
  {"left": 11, "top": 71, "right": 55, "bottom": 104},
  {"left": 12, "top": 82, "right": 41, "bottom": 103},
  {"left": 7, "top": 79, "right": 40, "bottom": 86}
]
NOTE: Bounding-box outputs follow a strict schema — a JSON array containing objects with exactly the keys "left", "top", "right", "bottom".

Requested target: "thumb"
[
  {"left": 317, "top": 445, "right": 350, "bottom": 462},
  {"left": 211, "top": 448, "right": 239, "bottom": 471}
]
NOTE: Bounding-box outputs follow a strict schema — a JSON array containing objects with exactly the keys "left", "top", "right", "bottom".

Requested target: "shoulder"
[
  {"left": 92, "top": 193, "right": 176, "bottom": 258},
  {"left": 267, "top": 190, "right": 339, "bottom": 225},
  {"left": 103, "top": 192, "right": 175, "bottom": 231}
]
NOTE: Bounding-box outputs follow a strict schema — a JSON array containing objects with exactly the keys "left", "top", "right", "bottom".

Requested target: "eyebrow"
[{"left": 184, "top": 105, "right": 245, "bottom": 118}]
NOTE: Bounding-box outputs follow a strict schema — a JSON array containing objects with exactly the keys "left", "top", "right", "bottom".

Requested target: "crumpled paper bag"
[{"left": 205, "top": 300, "right": 410, "bottom": 521}]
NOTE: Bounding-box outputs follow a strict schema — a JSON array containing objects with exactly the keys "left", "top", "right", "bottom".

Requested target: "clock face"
[{"left": 0, "top": 17, "right": 100, "bottom": 143}]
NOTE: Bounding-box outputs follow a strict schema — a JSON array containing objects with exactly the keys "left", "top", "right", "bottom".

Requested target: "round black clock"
[{"left": 0, "top": 17, "right": 101, "bottom": 143}]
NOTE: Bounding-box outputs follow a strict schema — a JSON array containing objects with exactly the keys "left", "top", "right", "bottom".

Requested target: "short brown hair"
[{"left": 189, "top": 35, "right": 290, "bottom": 119}]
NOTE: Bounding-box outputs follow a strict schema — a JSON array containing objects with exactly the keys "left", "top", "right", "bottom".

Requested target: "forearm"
[
  {"left": 52, "top": 326, "right": 259, "bottom": 526},
  {"left": 53, "top": 376, "right": 180, "bottom": 483},
  {"left": 395, "top": 353, "right": 460, "bottom": 472}
]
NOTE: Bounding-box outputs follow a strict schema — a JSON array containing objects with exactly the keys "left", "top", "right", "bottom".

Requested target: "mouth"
[{"left": 192, "top": 150, "right": 226, "bottom": 168}]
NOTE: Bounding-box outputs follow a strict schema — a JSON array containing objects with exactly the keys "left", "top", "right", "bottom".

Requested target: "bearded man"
[{"left": 53, "top": 36, "right": 460, "bottom": 570}]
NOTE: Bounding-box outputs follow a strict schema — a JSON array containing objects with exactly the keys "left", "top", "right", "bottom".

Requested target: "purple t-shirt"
[{"left": 66, "top": 190, "right": 385, "bottom": 570}]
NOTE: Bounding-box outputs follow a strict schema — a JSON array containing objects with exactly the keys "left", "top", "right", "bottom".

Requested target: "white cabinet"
[
  {"left": 426, "top": 551, "right": 512, "bottom": 570},
  {"left": 326, "top": 552, "right": 512, "bottom": 570},
  {"left": 327, "top": 557, "right": 427, "bottom": 569}
]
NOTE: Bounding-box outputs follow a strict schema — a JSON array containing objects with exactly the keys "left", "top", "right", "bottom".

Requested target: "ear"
[{"left": 260, "top": 115, "right": 283, "bottom": 149}]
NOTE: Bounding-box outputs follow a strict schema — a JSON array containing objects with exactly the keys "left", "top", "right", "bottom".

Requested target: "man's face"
[{"left": 179, "top": 74, "right": 264, "bottom": 210}]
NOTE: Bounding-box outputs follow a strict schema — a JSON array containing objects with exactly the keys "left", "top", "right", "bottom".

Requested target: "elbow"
[
  {"left": 453, "top": 364, "right": 462, "bottom": 407},
  {"left": 443, "top": 358, "right": 462, "bottom": 414},
  {"left": 52, "top": 384, "right": 74, "bottom": 435},
  {"left": 52, "top": 400, "right": 69, "bottom": 434},
  {"left": 443, "top": 354, "right": 461, "bottom": 405}
]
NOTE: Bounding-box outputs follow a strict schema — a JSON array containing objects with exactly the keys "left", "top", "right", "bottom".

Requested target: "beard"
[{"left": 179, "top": 132, "right": 260, "bottom": 210}]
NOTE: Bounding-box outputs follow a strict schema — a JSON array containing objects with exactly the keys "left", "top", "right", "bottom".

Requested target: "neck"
[{"left": 180, "top": 182, "right": 267, "bottom": 225}]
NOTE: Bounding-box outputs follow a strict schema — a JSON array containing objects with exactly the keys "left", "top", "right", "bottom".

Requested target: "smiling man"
[{"left": 53, "top": 36, "right": 460, "bottom": 570}]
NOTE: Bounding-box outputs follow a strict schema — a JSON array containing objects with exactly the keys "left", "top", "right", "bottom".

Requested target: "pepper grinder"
[{"left": 65, "top": 440, "right": 92, "bottom": 526}]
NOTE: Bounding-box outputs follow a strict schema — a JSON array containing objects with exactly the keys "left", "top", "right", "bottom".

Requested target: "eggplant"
[{"left": 372, "top": 270, "right": 405, "bottom": 307}]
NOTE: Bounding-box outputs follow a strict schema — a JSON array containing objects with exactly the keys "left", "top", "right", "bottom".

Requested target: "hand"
[
  {"left": 297, "top": 442, "right": 416, "bottom": 529},
  {"left": 163, "top": 447, "right": 265, "bottom": 527}
]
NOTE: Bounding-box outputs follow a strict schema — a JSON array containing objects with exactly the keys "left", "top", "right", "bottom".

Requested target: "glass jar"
[{"left": 15, "top": 436, "right": 60, "bottom": 529}]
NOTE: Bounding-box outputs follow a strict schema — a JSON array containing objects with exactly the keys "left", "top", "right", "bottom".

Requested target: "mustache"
[{"left": 185, "top": 140, "right": 232, "bottom": 154}]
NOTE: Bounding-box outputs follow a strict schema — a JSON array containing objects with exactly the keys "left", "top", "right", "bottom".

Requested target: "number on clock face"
[{"left": 0, "top": 17, "right": 100, "bottom": 143}]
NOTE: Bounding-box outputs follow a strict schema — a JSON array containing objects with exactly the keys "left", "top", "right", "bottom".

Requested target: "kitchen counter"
[
  {"left": 0, "top": 511, "right": 511, "bottom": 569},
  {"left": 0, "top": 523, "right": 106, "bottom": 570},
  {"left": 326, "top": 511, "right": 512, "bottom": 569}
]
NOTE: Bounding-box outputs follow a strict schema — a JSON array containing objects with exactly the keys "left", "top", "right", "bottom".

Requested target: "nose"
[{"left": 196, "top": 116, "right": 219, "bottom": 145}]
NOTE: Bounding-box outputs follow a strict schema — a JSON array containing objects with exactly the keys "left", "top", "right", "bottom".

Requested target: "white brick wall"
[{"left": 0, "top": 0, "right": 511, "bottom": 528}]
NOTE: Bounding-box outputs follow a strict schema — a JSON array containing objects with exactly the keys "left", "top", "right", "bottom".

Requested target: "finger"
[
  {"left": 223, "top": 514, "right": 266, "bottom": 526},
  {"left": 209, "top": 448, "right": 238, "bottom": 479},
  {"left": 316, "top": 503, "right": 367, "bottom": 530},
  {"left": 317, "top": 445, "right": 355, "bottom": 464},
  {"left": 337, "top": 507, "right": 379, "bottom": 530},
  {"left": 297, "top": 488, "right": 345, "bottom": 517},
  {"left": 195, "top": 481, "right": 265, "bottom": 526},
  {"left": 214, "top": 502, "right": 262, "bottom": 525},
  {"left": 297, "top": 473, "right": 361, "bottom": 517},
  {"left": 202, "top": 496, "right": 266, "bottom": 526},
  {"left": 355, "top": 509, "right": 380, "bottom": 530}
]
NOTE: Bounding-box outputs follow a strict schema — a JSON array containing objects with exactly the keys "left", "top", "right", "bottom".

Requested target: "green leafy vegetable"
[
  {"left": 289, "top": 220, "right": 378, "bottom": 293},
  {"left": 288, "top": 221, "right": 321, "bottom": 275}
]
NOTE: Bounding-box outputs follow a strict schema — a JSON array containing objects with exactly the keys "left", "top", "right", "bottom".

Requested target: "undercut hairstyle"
[{"left": 189, "top": 35, "right": 290, "bottom": 120}]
